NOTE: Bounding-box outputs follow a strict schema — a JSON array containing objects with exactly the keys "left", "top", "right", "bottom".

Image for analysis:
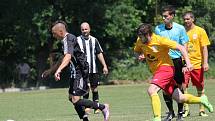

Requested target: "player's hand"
[
  {"left": 138, "top": 54, "right": 145, "bottom": 61},
  {"left": 41, "top": 70, "right": 51, "bottom": 78},
  {"left": 203, "top": 63, "right": 209, "bottom": 72},
  {"left": 103, "top": 66, "right": 108, "bottom": 75},
  {"left": 186, "top": 63, "right": 193, "bottom": 72},
  {"left": 54, "top": 70, "right": 61, "bottom": 81},
  {"left": 182, "top": 67, "right": 188, "bottom": 74}
]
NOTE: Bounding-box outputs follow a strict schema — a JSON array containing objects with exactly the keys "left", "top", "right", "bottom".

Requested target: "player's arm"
[
  {"left": 202, "top": 45, "right": 209, "bottom": 71},
  {"left": 175, "top": 44, "right": 193, "bottom": 71},
  {"left": 55, "top": 54, "right": 71, "bottom": 81},
  {"left": 41, "top": 55, "right": 64, "bottom": 78},
  {"left": 97, "top": 53, "right": 108, "bottom": 75},
  {"left": 134, "top": 38, "right": 145, "bottom": 61}
]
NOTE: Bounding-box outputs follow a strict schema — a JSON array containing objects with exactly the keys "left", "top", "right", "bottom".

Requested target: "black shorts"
[
  {"left": 172, "top": 58, "right": 184, "bottom": 85},
  {"left": 89, "top": 73, "right": 100, "bottom": 87},
  {"left": 68, "top": 70, "right": 88, "bottom": 96}
]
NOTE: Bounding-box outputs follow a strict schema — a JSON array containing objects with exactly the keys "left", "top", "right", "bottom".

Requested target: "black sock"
[
  {"left": 83, "top": 93, "right": 89, "bottom": 99},
  {"left": 93, "top": 91, "right": 99, "bottom": 102},
  {"left": 74, "top": 104, "right": 85, "bottom": 119},
  {"left": 163, "top": 92, "right": 173, "bottom": 112},
  {"left": 83, "top": 116, "right": 89, "bottom": 121},
  {"left": 178, "top": 88, "right": 184, "bottom": 113},
  {"left": 76, "top": 99, "right": 105, "bottom": 110}
]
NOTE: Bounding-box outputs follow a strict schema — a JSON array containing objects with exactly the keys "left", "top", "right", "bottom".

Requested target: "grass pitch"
[{"left": 0, "top": 80, "right": 215, "bottom": 121}]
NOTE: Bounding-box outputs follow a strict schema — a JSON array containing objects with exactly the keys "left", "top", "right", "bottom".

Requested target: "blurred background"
[{"left": 0, "top": 0, "right": 215, "bottom": 89}]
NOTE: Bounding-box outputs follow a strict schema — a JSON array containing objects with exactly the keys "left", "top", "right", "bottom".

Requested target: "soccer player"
[
  {"left": 155, "top": 5, "right": 189, "bottom": 121},
  {"left": 77, "top": 22, "right": 109, "bottom": 114},
  {"left": 182, "top": 11, "right": 211, "bottom": 117},
  {"left": 51, "top": 20, "right": 109, "bottom": 121},
  {"left": 134, "top": 23, "right": 213, "bottom": 121}
]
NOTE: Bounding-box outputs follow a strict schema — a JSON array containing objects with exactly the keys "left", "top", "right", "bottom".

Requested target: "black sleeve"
[{"left": 95, "top": 39, "right": 103, "bottom": 54}]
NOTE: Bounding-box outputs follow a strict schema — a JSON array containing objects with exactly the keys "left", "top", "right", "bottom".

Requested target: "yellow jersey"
[
  {"left": 134, "top": 33, "right": 177, "bottom": 74},
  {"left": 187, "top": 25, "right": 210, "bottom": 69}
]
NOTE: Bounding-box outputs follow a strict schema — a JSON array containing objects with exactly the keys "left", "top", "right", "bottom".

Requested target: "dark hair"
[
  {"left": 137, "top": 23, "right": 152, "bottom": 36},
  {"left": 51, "top": 20, "right": 68, "bottom": 30},
  {"left": 162, "top": 5, "right": 176, "bottom": 16},
  {"left": 183, "top": 11, "right": 195, "bottom": 20}
]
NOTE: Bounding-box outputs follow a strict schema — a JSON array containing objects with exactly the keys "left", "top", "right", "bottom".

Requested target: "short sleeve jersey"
[
  {"left": 187, "top": 25, "right": 210, "bottom": 69},
  {"left": 155, "top": 22, "right": 189, "bottom": 59},
  {"left": 77, "top": 35, "right": 103, "bottom": 73},
  {"left": 62, "top": 33, "right": 87, "bottom": 73},
  {"left": 134, "top": 33, "right": 177, "bottom": 74}
]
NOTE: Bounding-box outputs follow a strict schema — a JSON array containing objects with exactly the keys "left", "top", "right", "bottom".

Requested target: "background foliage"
[{"left": 0, "top": 0, "right": 215, "bottom": 88}]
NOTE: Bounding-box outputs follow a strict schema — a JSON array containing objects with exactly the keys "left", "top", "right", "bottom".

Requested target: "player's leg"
[
  {"left": 192, "top": 68, "right": 208, "bottom": 116},
  {"left": 71, "top": 72, "right": 110, "bottom": 121},
  {"left": 163, "top": 58, "right": 184, "bottom": 121},
  {"left": 83, "top": 83, "right": 91, "bottom": 114},
  {"left": 68, "top": 77, "right": 89, "bottom": 121},
  {"left": 172, "top": 88, "right": 213, "bottom": 113},
  {"left": 162, "top": 92, "right": 175, "bottom": 121},
  {"left": 173, "top": 58, "right": 184, "bottom": 121},
  {"left": 148, "top": 84, "right": 162, "bottom": 121},
  {"left": 149, "top": 66, "right": 176, "bottom": 121},
  {"left": 182, "top": 71, "right": 190, "bottom": 118},
  {"left": 90, "top": 73, "right": 100, "bottom": 114}
]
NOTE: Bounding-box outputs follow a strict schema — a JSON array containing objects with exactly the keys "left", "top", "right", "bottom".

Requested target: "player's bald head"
[
  {"left": 52, "top": 23, "right": 66, "bottom": 32},
  {"left": 51, "top": 21, "right": 68, "bottom": 40},
  {"left": 81, "top": 22, "right": 90, "bottom": 29},
  {"left": 80, "top": 22, "right": 91, "bottom": 38}
]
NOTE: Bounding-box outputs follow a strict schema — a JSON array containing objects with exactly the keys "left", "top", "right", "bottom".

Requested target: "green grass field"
[{"left": 0, "top": 80, "right": 215, "bottom": 121}]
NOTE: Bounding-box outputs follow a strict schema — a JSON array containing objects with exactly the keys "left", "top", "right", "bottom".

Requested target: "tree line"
[{"left": 0, "top": 0, "right": 215, "bottom": 88}]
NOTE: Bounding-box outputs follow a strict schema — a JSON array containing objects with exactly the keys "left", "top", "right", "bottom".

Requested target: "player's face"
[
  {"left": 52, "top": 28, "right": 63, "bottom": 40},
  {"left": 162, "top": 11, "right": 174, "bottom": 25},
  {"left": 183, "top": 14, "right": 194, "bottom": 28},
  {"left": 139, "top": 34, "right": 149, "bottom": 44},
  {"left": 81, "top": 25, "right": 90, "bottom": 38}
]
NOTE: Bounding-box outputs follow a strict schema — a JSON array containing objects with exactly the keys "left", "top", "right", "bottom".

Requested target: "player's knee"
[
  {"left": 69, "top": 97, "right": 80, "bottom": 104},
  {"left": 69, "top": 98, "right": 74, "bottom": 103},
  {"left": 147, "top": 88, "right": 155, "bottom": 96},
  {"left": 147, "top": 84, "right": 159, "bottom": 96}
]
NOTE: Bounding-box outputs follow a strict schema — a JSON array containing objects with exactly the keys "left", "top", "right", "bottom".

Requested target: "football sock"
[
  {"left": 74, "top": 104, "right": 85, "bottom": 119},
  {"left": 178, "top": 88, "right": 184, "bottom": 113},
  {"left": 93, "top": 91, "right": 99, "bottom": 102},
  {"left": 83, "top": 115, "right": 89, "bottom": 121},
  {"left": 198, "top": 90, "right": 205, "bottom": 112},
  {"left": 184, "top": 94, "right": 200, "bottom": 104},
  {"left": 163, "top": 92, "right": 173, "bottom": 112},
  {"left": 76, "top": 99, "right": 105, "bottom": 110},
  {"left": 151, "top": 93, "right": 161, "bottom": 118}
]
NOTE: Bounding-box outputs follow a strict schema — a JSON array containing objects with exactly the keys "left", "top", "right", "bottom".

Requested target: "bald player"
[
  {"left": 77, "top": 22, "right": 108, "bottom": 114},
  {"left": 51, "top": 20, "right": 110, "bottom": 121}
]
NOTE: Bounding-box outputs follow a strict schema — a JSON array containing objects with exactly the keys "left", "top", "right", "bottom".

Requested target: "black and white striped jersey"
[
  {"left": 62, "top": 33, "right": 89, "bottom": 78},
  {"left": 77, "top": 35, "right": 103, "bottom": 73}
]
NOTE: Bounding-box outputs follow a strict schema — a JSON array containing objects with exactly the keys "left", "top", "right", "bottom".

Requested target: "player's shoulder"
[
  {"left": 173, "top": 22, "right": 185, "bottom": 30},
  {"left": 89, "top": 35, "right": 97, "bottom": 40},
  {"left": 194, "top": 25, "right": 205, "bottom": 32},
  {"left": 155, "top": 23, "right": 165, "bottom": 30},
  {"left": 66, "top": 33, "right": 77, "bottom": 42},
  {"left": 67, "top": 33, "right": 77, "bottom": 39}
]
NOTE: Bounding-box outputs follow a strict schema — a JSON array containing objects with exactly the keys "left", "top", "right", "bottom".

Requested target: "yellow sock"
[
  {"left": 198, "top": 90, "right": 205, "bottom": 112},
  {"left": 151, "top": 93, "right": 161, "bottom": 118},
  {"left": 184, "top": 94, "right": 200, "bottom": 104}
]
